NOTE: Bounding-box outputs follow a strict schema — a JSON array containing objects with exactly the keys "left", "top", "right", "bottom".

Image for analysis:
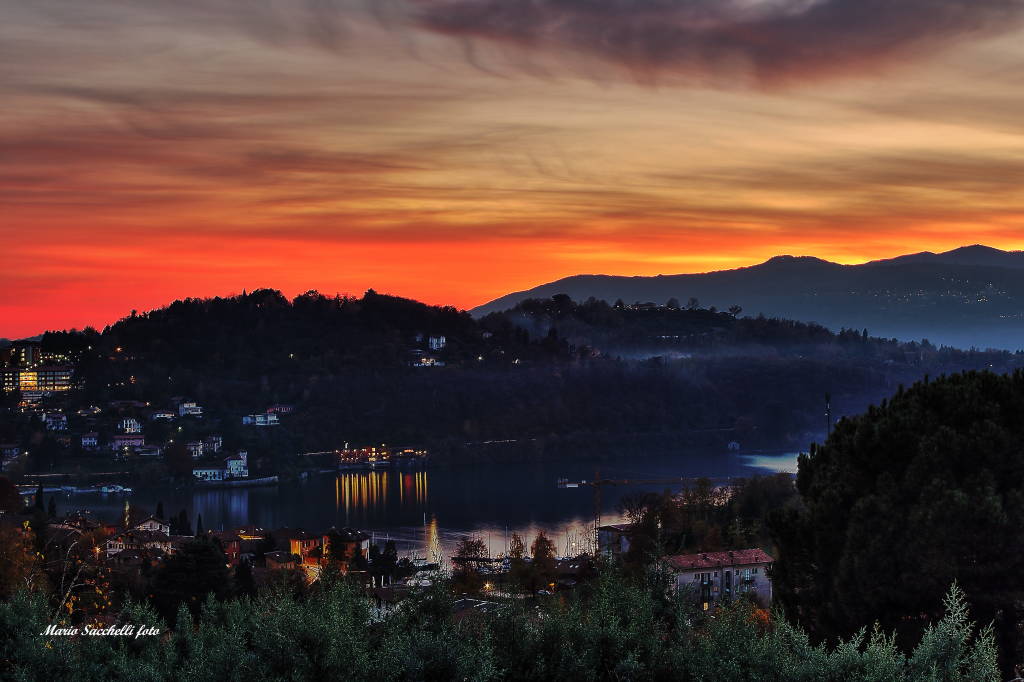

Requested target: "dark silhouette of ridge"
[{"left": 472, "top": 245, "right": 1024, "bottom": 349}]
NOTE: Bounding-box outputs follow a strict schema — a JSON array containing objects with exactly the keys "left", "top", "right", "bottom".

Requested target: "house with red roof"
[{"left": 666, "top": 548, "right": 773, "bottom": 611}]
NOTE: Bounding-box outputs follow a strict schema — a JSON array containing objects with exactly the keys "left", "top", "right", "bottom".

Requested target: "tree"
[
  {"left": 32, "top": 483, "right": 44, "bottom": 512},
  {"left": 666, "top": 297, "right": 680, "bottom": 310},
  {"left": 150, "top": 538, "right": 230, "bottom": 623},
  {"left": 195, "top": 513, "right": 204, "bottom": 536},
  {"left": 455, "top": 537, "right": 487, "bottom": 560},
  {"left": 686, "top": 297, "right": 700, "bottom": 310},
  {"left": 771, "top": 370, "right": 1024, "bottom": 674},
  {"left": 163, "top": 442, "right": 191, "bottom": 477},
  {"left": 728, "top": 304, "right": 743, "bottom": 317},
  {"left": 529, "top": 532, "right": 557, "bottom": 593},
  {"left": 0, "top": 476, "right": 23, "bottom": 513},
  {"left": 234, "top": 558, "right": 256, "bottom": 598},
  {"left": 453, "top": 537, "right": 488, "bottom": 591},
  {"left": 0, "top": 522, "right": 40, "bottom": 598},
  {"left": 46, "top": 496, "right": 56, "bottom": 519},
  {"left": 380, "top": 540, "right": 398, "bottom": 580},
  {"left": 508, "top": 533, "right": 525, "bottom": 560},
  {"left": 173, "top": 509, "right": 191, "bottom": 536},
  {"left": 156, "top": 501, "right": 164, "bottom": 520}
]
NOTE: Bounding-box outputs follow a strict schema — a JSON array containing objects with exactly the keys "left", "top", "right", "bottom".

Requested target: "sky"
[{"left": 4, "top": 0, "right": 1024, "bottom": 337}]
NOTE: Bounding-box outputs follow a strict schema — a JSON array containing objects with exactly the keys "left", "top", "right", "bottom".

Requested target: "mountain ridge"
[{"left": 472, "top": 245, "right": 1024, "bottom": 349}]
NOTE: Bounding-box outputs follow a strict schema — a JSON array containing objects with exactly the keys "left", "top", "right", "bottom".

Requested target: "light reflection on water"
[{"left": 61, "top": 451, "right": 798, "bottom": 561}]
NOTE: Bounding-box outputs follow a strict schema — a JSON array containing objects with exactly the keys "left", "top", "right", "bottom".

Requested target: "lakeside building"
[
  {"left": 192, "top": 465, "right": 225, "bottom": 482},
  {"left": 192, "top": 451, "right": 249, "bottom": 481},
  {"left": 667, "top": 549, "right": 774, "bottom": 611},
  {"left": 81, "top": 433, "right": 99, "bottom": 450},
  {"left": 272, "top": 527, "right": 370, "bottom": 574}
]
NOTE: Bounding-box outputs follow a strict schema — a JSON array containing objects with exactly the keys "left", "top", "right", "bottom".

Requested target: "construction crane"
[{"left": 557, "top": 472, "right": 735, "bottom": 554}]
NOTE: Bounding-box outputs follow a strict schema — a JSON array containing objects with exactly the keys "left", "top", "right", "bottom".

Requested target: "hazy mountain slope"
[{"left": 472, "top": 246, "right": 1024, "bottom": 349}]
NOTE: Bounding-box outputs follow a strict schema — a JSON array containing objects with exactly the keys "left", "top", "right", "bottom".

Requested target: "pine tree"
[
  {"left": 196, "top": 513, "right": 204, "bottom": 535},
  {"left": 156, "top": 500, "right": 164, "bottom": 520},
  {"left": 46, "top": 496, "right": 56, "bottom": 518},
  {"left": 176, "top": 509, "right": 191, "bottom": 536},
  {"left": 33, "top": 483, "right": 44, "bottom": 511}
]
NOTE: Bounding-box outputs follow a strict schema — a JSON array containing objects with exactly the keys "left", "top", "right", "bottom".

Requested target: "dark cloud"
[{"left": 414, "top": 0, "right": 1024, "bottom": 85}]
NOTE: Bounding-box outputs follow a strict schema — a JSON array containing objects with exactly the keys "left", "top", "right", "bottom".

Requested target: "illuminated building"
[
  {"left": 10, "top": 342, "right": 41, "bottom": 368},
  {"left": 242, "top": 413, "right": 279, "bottom": 426},
  {"left": 0, "top": 368, "right": 18, "bottom": 393},
  {"left": 118, "top": 418, "right": 142, "bottom": 433},
  {"left": 111, "top": 434, "right": 145, "bottom": 451},
  {"left": 44, "top": 412, "right": 68, "bottom": 431},
  {"left": 0, "top": 365, "right": 72, "bottom": 394}
]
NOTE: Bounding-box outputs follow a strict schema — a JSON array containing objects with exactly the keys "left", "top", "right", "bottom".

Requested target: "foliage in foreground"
[
  {"left": 0, "top": 570, "right": 999, "bottom": 682},
  {"left": 772, "top": 370, "right": 1024, "bottom": 668}
]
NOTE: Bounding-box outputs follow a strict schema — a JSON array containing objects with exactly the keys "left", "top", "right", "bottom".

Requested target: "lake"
[{"left": 58, "top": 450, "right": 799, "bottom": 560}]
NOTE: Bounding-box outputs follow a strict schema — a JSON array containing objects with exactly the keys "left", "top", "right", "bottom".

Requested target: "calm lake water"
[{"left": 59, "top": 450, "right": 799, "bottom": 560}]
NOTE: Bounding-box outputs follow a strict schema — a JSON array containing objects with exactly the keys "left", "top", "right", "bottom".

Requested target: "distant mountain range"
[{"left": 472, "top": 245, "right": 1024, "bottom": 350}]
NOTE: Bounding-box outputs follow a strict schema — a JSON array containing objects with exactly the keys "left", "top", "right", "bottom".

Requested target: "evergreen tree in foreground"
[{"left": 772, "top": 370, "right": 1024, "bottom": 673}]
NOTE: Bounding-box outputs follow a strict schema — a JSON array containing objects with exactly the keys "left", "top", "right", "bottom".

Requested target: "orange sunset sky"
[{"left": 3, "top": 0, "right": 1024, "bottom": 338}]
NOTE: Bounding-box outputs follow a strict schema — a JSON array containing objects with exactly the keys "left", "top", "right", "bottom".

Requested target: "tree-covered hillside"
[{"left": 7, "top": 291, "right": 1024, "bottom": 466}]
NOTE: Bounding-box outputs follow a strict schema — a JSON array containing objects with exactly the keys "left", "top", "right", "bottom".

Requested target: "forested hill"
[
  {"left": 471, "top": 245, "right": 1024, "bottom": 350},
  {"left": 16, "top": 289, "right": 1024, "bottom": 461}
]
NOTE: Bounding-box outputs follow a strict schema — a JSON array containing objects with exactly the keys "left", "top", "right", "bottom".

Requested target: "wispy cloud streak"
[{"left": 415, "top": 0, "right": 1024, "bottom": 85}]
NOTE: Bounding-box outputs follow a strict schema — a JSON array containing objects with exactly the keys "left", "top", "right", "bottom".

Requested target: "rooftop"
[{"left": 665, "top": 548, "right": 774, "bottom": 570}]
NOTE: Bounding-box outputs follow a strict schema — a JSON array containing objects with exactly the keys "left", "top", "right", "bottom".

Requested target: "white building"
[
  {"left": 81, "top": 433, "right": 99, "bottom": 449},
  {"left": 428, "top": 335, "right": 447, "bottom": 351},
  {"left": 242, "top": 413, "right": 279, "bottom": 426},
  {"left": 44, "top": 413, "right": 67, "bottom": 431},
  {"left": 192, "top": 466, "right": 224, "bottom": 482},
  {"left": 133, "top": 515, "right": 171, "bottom": 535},
  {"left": 179, "top": 401, "right": 203, "bottom": 417},
  {"left": 186, "top": 441, "right": 204, "bottom": 458},
  {"left": 119, "top": 418, "right": 142, "bottom": 434},
  {"left": 225, "top": 451, "right": 248, "bottom": 479}
]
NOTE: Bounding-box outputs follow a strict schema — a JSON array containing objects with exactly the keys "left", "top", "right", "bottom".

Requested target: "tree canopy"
[{"left": 772, "top": 370, "right": 1024, "bottom": 669}]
